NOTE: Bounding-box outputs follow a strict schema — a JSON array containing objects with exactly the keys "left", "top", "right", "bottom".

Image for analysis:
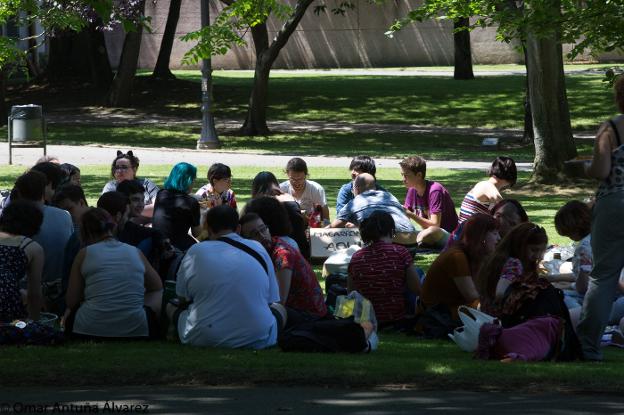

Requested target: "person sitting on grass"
[
  {"left": 52, "top": 184, "right": 90, "bottom": 313},
  {"left": 348, "top": 211, "right": 421, "bottom": 327},
  {"left": 59, "top": 163, "right": 81, "bottom": 186},
  {"left": 168, "top": 205, "right": 283, "bottom": 349},
  {"left": 419, "top": 214, "right": 500, "bottom": 321},
  {"left": 195, "top": 163, "right": 237, "bottom": 209},
  {"left": 0, "top": 201, "right": 44, "bottom": 323},
  {"left": 152, "top": 162, "right": 201, "bottom": 251},
  {"left": 457, "top": 156, "right": 517, "bottom": 224},
  {"left": 240, "top": 208, "right": 327, "bottom": 317},
  {"left": 243, "top": 196, "right": 300, "bottom": 253},
  {"left": 65, "top": 208, "right": 162, "bottom": 339},
  {"left": 14, "top": 170, "right": 73, "bottom": 311},
  {"left": 280, "top": 157, "right": 330, "bottom": 222},
  {"left": 552, "top": 200, "right": 593, "bottom": 308},
  {"left": 490, "top": 199, "right": 528, "bottom": 239},
  {"left": 102, "top": 150, "right": 159, "bottom": 220},
  {"left": 64, "top": 207, "right": 162, "bottom": 340},
  {"left": 331, "top": 173, "right": 416, "bottom": 243},
  {"left": 400, "top": 156, "right": 458, "bottom": 248},
  {"left": 336, "top": 156, "right": 383, "bottom": 214},
  {"left": 251, "top": 171, "right": 309, "bottom": 260},
  {"left": 477, "top": 223, "right": 549, "bottom": 316}
]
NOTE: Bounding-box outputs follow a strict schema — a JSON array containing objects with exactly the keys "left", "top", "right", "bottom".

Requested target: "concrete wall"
[{"left": 105, "top": 0, "right": 612, "bottom": 70}]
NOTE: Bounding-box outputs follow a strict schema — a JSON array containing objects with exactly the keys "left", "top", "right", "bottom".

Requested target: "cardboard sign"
[{"left": 310, "top": 228, "right": 362, "bottom": 258}]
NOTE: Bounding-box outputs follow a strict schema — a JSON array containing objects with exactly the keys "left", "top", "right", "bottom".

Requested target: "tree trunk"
[
  {"left": 240, "top": 0, "right": 315, "bottom": 135},
  {"left": 152, "top": 0, "right": 182, "bottom": 79},
  {"left": 526, "top": 28, "right": 576, "bottom": 182},
  {"left": 106, "top": 1, "right": 146, "bottom": 107},
  {"left": 86, "top": 21, "right": 114, "bottom": 89},
  {"left": 453, "top": 18, "right": 474, "bottom": 80},
  {"left": 522, "top": 45, "right": 534, "bottom": 143},
  {"left": 241, "top": 24, "right": 271, "bottom": 135}
]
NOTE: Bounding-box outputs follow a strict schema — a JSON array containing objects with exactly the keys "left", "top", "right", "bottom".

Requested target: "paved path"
[
  {"left": 1, "top": 143, "right": 534, "bottom": 171},
  {"left": 1, "top": 386, "right": 622, "bottom": 414}
]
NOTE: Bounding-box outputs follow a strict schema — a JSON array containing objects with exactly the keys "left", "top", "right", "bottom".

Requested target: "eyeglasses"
[
  {"left": 244, "top": 223, "right": 269, "bottom": 239},
  {"left": 114, "top": 166, "right": 130, "bottom": 171}
]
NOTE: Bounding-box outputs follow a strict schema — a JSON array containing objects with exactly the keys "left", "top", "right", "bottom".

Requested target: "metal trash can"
[
  {"left": 9, "top": 104, "right": 44, "bottom": 142},
  {"left": 7, "top": 104, "right": 46, "bottom": 164}
]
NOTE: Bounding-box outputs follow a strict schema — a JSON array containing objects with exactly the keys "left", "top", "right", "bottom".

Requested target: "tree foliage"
[
  {"left": 388, "top": 0, "right": 624, "bottom": 60},
  {"left": 0, "top": 0, "right": 146, "bottom": 72},
  {"left": 180, "top": 0, "right": 293, "bottom": 64}
]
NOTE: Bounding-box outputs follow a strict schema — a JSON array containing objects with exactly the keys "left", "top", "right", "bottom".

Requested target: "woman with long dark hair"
[{"left": 420, "top": 213, "right": 500, "bottom": 319}]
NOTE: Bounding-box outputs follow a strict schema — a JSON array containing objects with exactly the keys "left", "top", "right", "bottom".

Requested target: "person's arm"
[
  {"left": 586, "top": 123, "right": 615, "bottom": 180},
  {"left": 275, "top": 268, "right": 293, "bottom": 304},
  {"left": 405, "top": 209, "right": 440, "bottom": 229},
  {"left": 329, "top": 218, "right": 347, "bottom": 228},
  {"left": 321, "top": 205, "right": 330, "bottom": 222},
  {"left": 66, "top": 248, "right": 87, "bottom": 310},
  {"left": 25, "top": 242, "right": 44, "bottom": 321},
  {"left": 406, "top": 264, "right": 422, "bottom": 296},
  {"left": 453, "top": 276, "right": 479, "bottom": 303}
]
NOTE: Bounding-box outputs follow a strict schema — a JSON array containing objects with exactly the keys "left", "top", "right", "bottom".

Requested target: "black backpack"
[{"left": 278, "top": 316, "right": 368, "bottom": 353}]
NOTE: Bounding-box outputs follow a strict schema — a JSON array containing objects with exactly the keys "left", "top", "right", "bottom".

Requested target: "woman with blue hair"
[{"left": 153, "top": 162, "right": 201, "bottom": 251}]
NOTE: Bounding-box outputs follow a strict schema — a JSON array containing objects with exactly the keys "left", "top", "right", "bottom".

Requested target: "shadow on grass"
[{"left": 0, "top": 125, "right": 593, "bottom": 163}]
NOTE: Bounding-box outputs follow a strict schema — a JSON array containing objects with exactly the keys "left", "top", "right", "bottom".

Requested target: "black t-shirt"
[
  {"left": 282, "top": 200, "right": 310, "bottom": 261},
  {"left": 152, "top": 189, "right": 200, "bottom": 251}
]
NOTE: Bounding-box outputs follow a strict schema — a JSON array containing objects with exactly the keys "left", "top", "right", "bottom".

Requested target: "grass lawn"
[
  {"left": 4, "top": 67, "right": 617, "bottom": 152},
  {"left": 2, "top": 337, "right": 623, "bottom": 392},
  {"left": 1, "top": 164, "right": 618, "bottom": 391}
]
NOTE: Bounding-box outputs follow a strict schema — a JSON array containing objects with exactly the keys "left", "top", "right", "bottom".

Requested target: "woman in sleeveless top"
[
  {"left": 0, "top": 201, "right": 44, "bottom": 322},
  {"left": 576, "top": 76, "right": 624, "bottom": 361},
  {"left": 64, "top": 208, "right": 163, "bottom": 339},
  {"left": 458, "top": 156, "right": 518, "bottom": 224}
]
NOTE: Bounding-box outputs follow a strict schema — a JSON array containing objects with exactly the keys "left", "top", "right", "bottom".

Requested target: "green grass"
[
  {"left": 1, "top": 337, "right": 623, "bottom": 391},
  {"left": 1, "top": 164, "right": 616, "bottom": 391},
  {"left": 5, "top": 66, "right": 614, "bottom": 156},
  {"left": 200, "top": 72, "right": 614, "bottom": 130}
]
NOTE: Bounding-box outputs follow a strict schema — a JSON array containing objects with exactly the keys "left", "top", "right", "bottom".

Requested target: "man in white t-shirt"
[
  {"left": 279, "top": 157, "right": 329, "bottom": 222},
  {"left": 169, "top": 205, "right": 283, "bottom": 349}
]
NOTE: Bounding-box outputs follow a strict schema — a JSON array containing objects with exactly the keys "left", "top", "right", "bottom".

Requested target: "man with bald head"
[{"left": 330, "top": 173, "right": 415, "bottom": 236}]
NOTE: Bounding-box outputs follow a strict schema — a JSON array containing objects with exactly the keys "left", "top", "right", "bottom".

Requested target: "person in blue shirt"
[{"left": 336, "top": 156, "right": 383, "bottom": 214}]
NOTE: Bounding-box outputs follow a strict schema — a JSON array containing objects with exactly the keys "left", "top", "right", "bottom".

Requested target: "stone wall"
[{"left": 105, "top": 0, "right": 617, "bottom": 70}]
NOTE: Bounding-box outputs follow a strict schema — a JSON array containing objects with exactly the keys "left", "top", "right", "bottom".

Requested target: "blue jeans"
[{"left": 577, "top": 192, "right": 624, "bottom": 360}]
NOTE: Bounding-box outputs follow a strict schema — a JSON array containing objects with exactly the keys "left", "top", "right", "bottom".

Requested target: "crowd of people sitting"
[{"left": 2, "top": 78, "right": 624, "bottom": 361}]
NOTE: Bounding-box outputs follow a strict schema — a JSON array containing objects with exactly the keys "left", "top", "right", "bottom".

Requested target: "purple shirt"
[{"left": 403, "top": 180, "right": 458, "bottom": 233}]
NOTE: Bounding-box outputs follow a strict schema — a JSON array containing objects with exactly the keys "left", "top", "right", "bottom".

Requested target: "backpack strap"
[
  {"left": 608, "top": 119, "right": 622, "bottom": 147},
  {"left": 19, "top": 237, "right": 34, "bottom": 250},
  {"left": 218, "top": 237, "right": 269, "bottom": 275}
]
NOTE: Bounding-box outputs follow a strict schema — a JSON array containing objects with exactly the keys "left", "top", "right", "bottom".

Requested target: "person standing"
[{"left": 577, "top": 76, "right": 624, "bottom": 361}]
